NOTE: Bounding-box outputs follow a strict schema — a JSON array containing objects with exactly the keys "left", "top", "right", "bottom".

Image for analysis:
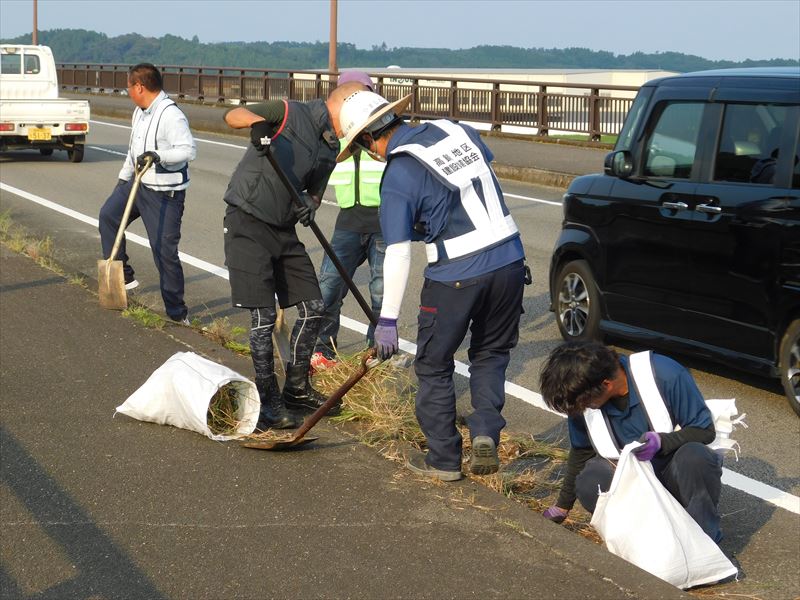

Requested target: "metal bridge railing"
[{"left": 56, "top": 63, "right": 640, "bottom": 140}]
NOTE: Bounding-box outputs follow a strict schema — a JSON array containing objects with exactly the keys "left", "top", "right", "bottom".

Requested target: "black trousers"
[
  {"left": 414, "top": 260, "right": 525, "bottom": 471},
  {"left": 99, "top": 180, "right": 187, "bottom": 321}
]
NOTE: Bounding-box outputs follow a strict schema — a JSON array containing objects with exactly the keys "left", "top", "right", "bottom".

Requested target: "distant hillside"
[{"left": 2, "top": 29, "right": 798, "bottom": 72}]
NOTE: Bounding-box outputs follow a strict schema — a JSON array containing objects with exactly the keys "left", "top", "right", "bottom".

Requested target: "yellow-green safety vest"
[{"left": 327, "top": 146, "right": 384, "bottom": 209}]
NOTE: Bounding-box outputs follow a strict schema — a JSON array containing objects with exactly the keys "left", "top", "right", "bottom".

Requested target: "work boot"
[
  {"left": 282, "top": 362, "right": 339, "bottom": 415},
  {"left": 470, "top": 436, "right": 500, "bottom": 475},
  {"left": 256, "top": 375, "right": 301, "bottom": 430}
]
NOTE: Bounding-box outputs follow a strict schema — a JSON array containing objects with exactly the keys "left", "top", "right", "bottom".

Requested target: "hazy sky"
[{"left": 0, "top": 0, "right": 798, "bottom": 62}]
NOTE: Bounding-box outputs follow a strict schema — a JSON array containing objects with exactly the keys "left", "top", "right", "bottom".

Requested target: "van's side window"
[
  {"left": 615, "top": 86, "right": 653, "bottom": 151},
  {"left": 715, "top": 103, "right": 789, "bottom": 184},
  {"left": 643, "top": 102, "right": 704, "bottom": 179}
]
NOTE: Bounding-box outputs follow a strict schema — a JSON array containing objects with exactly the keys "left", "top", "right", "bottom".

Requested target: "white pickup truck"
[{"left": 0, "top": 44, "right": 89, "bottom": 162}]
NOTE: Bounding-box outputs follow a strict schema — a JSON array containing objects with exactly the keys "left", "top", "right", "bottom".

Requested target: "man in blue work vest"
[
  {"left": 333, "top": 90, "right": 528, "bottom": 481},
  {"left": 313, "top": 71, "right": 386, "bottom": 370}
]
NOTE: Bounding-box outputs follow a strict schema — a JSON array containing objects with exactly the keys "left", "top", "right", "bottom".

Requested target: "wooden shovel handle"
[
  {"left": 108, "top": 158, "right": 154, "bottom": 262},
  {"left": 294, "top": 349, "right": 376, "bottom": 438}
]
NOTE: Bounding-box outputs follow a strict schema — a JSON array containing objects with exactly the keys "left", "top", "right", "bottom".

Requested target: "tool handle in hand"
[
  {"left": 263, "top": 148, "right": 377, "bottom": 326},
  {"left": 295, "top": 350, "right": 375, "bottom": 437},
  {"left": 108, "top": 158, "right": 153, "bottom": 262}
]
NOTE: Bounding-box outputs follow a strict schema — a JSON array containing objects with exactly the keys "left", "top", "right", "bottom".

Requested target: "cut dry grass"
[
  {"left": 207, "top": 382, "right": 243, "bottom": 436},
  {"left": 312, "top": 351, "right": 596, "bottom": 536}
]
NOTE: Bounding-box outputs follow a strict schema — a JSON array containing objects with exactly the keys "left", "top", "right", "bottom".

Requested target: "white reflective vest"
[
  {"left": 583, "top": 351, "right": 745, "bottom": 459},
  {"left": 390, "top": 120, "right": 518, "bottom": 264},
  {"left": 584, "top": 352, "right": 676, "bottom": 459},
  {"left": 130, "top": 97, "right": 190, "bottom": 191}
]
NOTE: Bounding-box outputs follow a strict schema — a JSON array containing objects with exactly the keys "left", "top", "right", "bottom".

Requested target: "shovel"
[
  {"left": 242, "top": 349, "right": 376, "bottom": 451},
  {"left": 98, "top": 157, "right": 153, "bottom": 310}
]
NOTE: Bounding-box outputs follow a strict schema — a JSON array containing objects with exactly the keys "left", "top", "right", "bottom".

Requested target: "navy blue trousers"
[
  {"left": 576, "top": 443, "right": 724, "bottom": 542},
  {"left": 414, "top": 260, "right": 525, "bottom": 471},
  {"left": 99, "top": 180, "right": 187, "bottom": 321}
]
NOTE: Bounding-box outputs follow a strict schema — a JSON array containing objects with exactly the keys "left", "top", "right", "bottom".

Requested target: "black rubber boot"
[
  {"left": 256, "top": 375, "right": 301, "bottom": 430},
  {"left": 281, "top": 363, "right": 339, "bottom": 415}
]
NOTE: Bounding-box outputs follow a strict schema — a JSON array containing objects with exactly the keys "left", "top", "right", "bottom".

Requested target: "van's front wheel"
[
  {"left": 779, "top": 320, "right": 800, "bottom": 417},
  {"left": 553, "top": 259, "right": 602, "bottom": 342}
]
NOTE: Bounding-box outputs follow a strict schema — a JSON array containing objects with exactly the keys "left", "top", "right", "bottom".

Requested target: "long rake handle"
[
  {"left": 295, "top": 350, "right": 374, "bottom": 439},
  {"left": 263, "top": 148, "right": 378, "bottom": 326},
  {"left": 107, "top": 158, "right": 153, "bottom": 263}
]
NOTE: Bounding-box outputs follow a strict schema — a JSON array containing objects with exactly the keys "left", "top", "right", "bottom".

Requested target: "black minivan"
[{"left": 548, "top": 68, "right": 800, "bottom": 415}]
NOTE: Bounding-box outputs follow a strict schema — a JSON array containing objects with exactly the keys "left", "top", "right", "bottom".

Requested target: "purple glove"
[
  {"left": 374, "top": 317, "right": 398, "bottom": 360},
  {"left": 543, "top": 505, "right": 569, "bottom": 524},
  {"left": 633, "top": 431, "right": 662, "bottom": 461}
]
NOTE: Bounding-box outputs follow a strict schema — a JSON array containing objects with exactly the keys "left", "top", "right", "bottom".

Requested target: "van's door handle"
[
  {"left": 696, "top": 203, "right": 722, "bottom": 214},
  {"left": 662, "top": 201, "right": 689, "bottom": 210}
]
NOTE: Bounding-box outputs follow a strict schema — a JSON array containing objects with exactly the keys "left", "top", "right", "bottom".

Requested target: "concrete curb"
[{"left": 492, "top": 163, "right": 575, "bottom": 189}]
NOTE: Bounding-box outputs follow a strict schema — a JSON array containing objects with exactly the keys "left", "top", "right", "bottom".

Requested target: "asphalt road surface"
[{"left": 1, "top": 116, "right": 798, "bottom": 598}]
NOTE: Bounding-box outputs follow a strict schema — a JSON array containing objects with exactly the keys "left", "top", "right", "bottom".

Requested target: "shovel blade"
[
  {"left": 242, "top": 435, "right": 319, "bottom": 451},
  {"left": 98, "top": 259, "right": 127, "bottom": 310}
]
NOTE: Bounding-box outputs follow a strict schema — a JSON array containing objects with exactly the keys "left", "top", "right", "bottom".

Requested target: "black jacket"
[{"left": 223, "top": 99, "right": 339, "bottom": 227}]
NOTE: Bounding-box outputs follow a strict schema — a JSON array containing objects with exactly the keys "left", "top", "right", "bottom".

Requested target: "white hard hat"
[{"left": 337, "top": 90, "right": 412, "bottom": 162}]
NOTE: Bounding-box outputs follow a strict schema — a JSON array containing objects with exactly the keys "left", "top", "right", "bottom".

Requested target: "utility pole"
[
  {"left": 329, "top": 0, "right": 338, "bottom": 78},
  {"left": 32, "top": 0, "right": 38, "bottom": 45}
]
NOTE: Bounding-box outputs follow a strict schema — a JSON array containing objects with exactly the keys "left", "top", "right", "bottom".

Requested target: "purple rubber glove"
[
  {"left": 633, "top": 431, "right": 662, "bottom": 461},
  {"left": 374, "top": 317, "right": 398, "bottom": 360},
  {"left": 543, "top": 505, "right": 569, "bottom": 524}
]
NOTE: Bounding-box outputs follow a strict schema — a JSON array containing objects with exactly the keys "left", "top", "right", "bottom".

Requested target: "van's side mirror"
[{"left": 604, "top": 150, "right": 634, "bottom": 178}]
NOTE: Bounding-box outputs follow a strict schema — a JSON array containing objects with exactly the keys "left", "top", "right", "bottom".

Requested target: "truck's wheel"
[
  {"left": 39, "top": 148, "right": 53, "bottom": 156},
  {"left": 68, "top": 145, "right": 84, "bottom": 163},
  {"left": 779, "top": 319, "right": 800, "bottom": 417}
]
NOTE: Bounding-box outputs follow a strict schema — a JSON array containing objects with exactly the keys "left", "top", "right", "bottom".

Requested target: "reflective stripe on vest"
[
  {"left": 327, "top": 150, "right": 384, "bottom": 208},
  {"left": 134, "top": 97, "right": 189, "bottom": 190},
  {"left": 583, "top": 351, "right": 676, "bottom": 459},
  {"left": 390, "top": 120, "right": 519, "bottom": 264}
]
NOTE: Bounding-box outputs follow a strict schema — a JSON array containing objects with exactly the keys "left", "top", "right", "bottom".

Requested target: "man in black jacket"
[{"left": 222, "top": 82, "right": 362, "bottom": 430}]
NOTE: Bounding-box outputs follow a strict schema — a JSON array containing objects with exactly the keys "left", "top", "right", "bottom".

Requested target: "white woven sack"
[
  {"left": 705, "top": 398, "right": 747, "bottom": 459},
  {"left": 590, "top": 442, "right": 737, "bottom": 589},
  {"left": 116, "top": 351, "right": 259, "bottom": 441}
]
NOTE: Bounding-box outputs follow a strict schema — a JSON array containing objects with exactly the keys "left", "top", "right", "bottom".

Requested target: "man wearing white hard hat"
[
  {"left": 312, "top": 71, "right": 387, "bottom": 370},
  {"left": 335, "top": 90, "right": 528, "bottom": 481}
]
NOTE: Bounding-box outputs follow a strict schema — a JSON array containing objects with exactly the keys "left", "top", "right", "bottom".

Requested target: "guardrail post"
[
  {"left": 491, "top": 82, "right": 501, "bottom": 131},
  {"left": 537, "top": 85, "right": 549, "bottom": 137},
  {"left": 448, "top": 80, "right": 457, "bottom": 119},
  {"left": 411, "top": 78, "right": 419, "bottom": 122},
  {"left": 589, "top": 87, "right": 601, "bottom": 141}
]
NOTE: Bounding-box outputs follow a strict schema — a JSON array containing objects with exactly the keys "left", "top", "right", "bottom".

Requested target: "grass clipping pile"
[
  {"left": 206, "top": 381, "right": 250, "bottom": 437},
  {"left": 310, "top": 352, "right": 597, "bottom": 542}
]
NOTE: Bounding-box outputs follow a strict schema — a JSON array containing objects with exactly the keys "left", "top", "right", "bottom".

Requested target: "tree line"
[{"left": 2, "top": 29, "right": 797, "bottom": 72}]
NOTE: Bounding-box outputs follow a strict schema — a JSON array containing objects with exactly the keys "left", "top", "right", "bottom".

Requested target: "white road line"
[
  {"left": 3, "top": 181, "right": 797, "bottom": 516},
  {"left": 504, "top": 192, "right": 562, "bottom": 206},
  {"left": 89, "top": 145, "right": 127, "bottom": 157},
  {"left": 91, "top": 118, "right": 246, "bottom": 150}
]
